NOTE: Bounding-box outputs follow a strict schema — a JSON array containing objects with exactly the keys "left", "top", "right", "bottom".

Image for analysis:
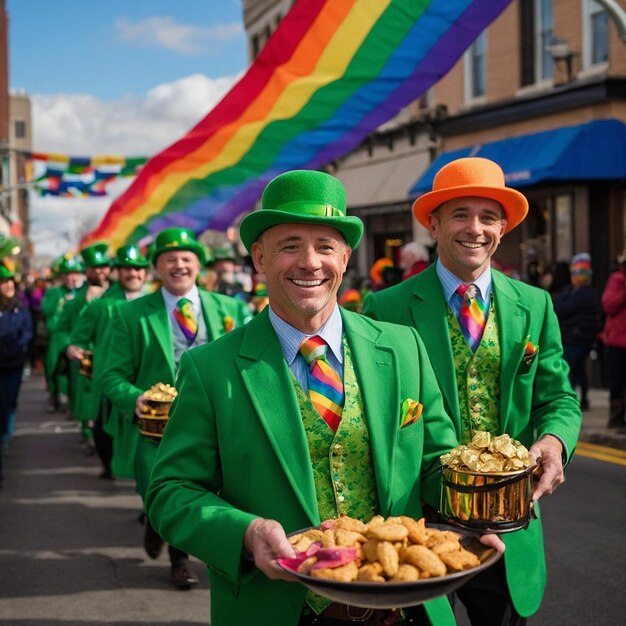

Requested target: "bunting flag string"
[
  {"left": 81, "top": 0, "right": 513, "bottom": 249},
  {"left": 23, "top": 151, "right": 147, "bottom": 198}
]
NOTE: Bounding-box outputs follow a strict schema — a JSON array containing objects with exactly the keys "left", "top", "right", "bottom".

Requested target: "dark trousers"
[
  {"left": 607, "top": 346, "right": 626, "bottom": 425},
  {"left": 563, "top": 344, "right": 591, "bottom": 403},
  {"left": 91, "top": 414, "right": 113, "bottom": 475},
  {"left": 453, "top": 559, "right": 526, "bottom": 626},
  {"left": 0, "top": 367, "right": 25, "bottom": 483}
]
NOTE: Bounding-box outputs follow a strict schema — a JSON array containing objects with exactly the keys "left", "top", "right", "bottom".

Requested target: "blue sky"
[
  {"left": 8, "top": 0, "right": 247, "bottom": 100},
  {"left": 6, "top": 0, "right": 251, "bottom": 258}
]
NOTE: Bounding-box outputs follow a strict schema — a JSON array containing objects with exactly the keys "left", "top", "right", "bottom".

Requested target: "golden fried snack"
[
  {"left": 361, "top": 539, "right": 380, "bottom": 562},
  {"left": 400, "top": 545, "right": 447, "bottom": 578},
  {"left": 335, "top": 528, "right": 367, "bottom": 547},
  {"left": 310, "top": 560, "right": 359, "bottom": 582},
  {"left": 335, "top": 516, "right": 368, "bottom": 534},
  {"left": 357, "top": 562, "right": 385, "bottom": 583},
  {"left": 376, "top": 541, "right": 399, "bottom": 578},
  {"left": 368, "top": 523, "right": 409, "bottom": 542},
  {"left": 439, "top": 549, "right": 480, "bottom": 572},
  {"left": 399, "top": 515, "right": 426, "bottom": 545},
  {"left": 281, "top": 514, "right": 487, "bottom": 584},
  {"left": 392, "top": 563, "right": 420, "bottom": 582},
  {"left": 430, "top": 539, "right": 461, "bottom": 556},
  {"left": 321, "top": 528, "right": 336, "bottom": 548}
]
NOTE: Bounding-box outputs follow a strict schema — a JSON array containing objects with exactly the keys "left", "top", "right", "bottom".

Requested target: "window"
[
  {"left": 464, "top": 30, "right": 487, "bottom": 101},
  {"left": 519, "top": 0, "right": 553, "bottom": 86},
  {"left": 14, "top": 119, "right": 26, "bottom": 139},
  {"left": 583, "top": 0, "right": 609, "bottom": 68},
  {"left": 535, "top": 0, "right": 554, "bottom": 81}
]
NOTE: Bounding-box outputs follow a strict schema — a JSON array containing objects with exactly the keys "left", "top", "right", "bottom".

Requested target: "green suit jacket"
[
  {"left": 362, "top": 264, "right": 582, "bottom": 616},
  {"left": 71, "top": 283, "right": 135, "bottom": 475},
  {"left": 101, "top": 288, "right": 252, "bottom": 495},
  {"left": 146, "top": 308, "right": 459, "bottom": 626}
]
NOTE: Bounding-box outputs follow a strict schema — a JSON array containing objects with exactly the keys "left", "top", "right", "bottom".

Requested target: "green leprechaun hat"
[
  {"left": 80, "top": 242, "right": 110, "bottom": 268},
  {"left": 151, "top": 227, "right": 206, "bottom": 265},
  {"left": 113, "top": 244, "right": 149, "bottom": 268},
  {"left": 0, "top": 257, "right": 16, "bottom": 280},
  {"left": 57, "top": 253, "right": 84, "bottom": 274},
  {"left": 239, "top": 170, "right": 363, "bottom": 252}
]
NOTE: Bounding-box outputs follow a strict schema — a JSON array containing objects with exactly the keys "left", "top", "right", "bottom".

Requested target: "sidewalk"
[
  {"left": 0, "top": 373, "right": 210, "bottom": 625},
  {"left": 577, "top": 387, "right": 626, "bottom": 450}
]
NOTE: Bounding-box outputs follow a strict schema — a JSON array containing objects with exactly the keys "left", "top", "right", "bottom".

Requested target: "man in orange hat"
[{"left": 363, "top": 157, "right": 582, "bottom": 626}]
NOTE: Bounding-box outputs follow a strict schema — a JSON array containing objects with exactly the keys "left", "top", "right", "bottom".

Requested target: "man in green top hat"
[
  {"left": 146, "top": 170, "right": 503, "bottom": 626},
  {"left": 56, "top": 242, "right": 112, "bottom": 442},
  {"left": 66, "top": 244, "right": 149, "bottom": 479},
  {"left": 362, "top": 157, "right": 582, "bottom": 625},
  {"left": 101, "top": 226, "right": 252, "bottom": 590},
  {"left": 41, "top": 254, "right": 84, "bottom": 413}
]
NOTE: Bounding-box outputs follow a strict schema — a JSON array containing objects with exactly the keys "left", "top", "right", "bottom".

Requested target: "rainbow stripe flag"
[{"left": 82, "top": 0, "right": 512, "bottom": 249}]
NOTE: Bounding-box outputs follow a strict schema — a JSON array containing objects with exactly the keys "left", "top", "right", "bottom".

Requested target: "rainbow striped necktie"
[
  {"left": 456, "top": 283, "right": 488, "bottom": 352},
  {"left": 299, "top": 336, "right": 344, "bottom": 432},
  {"left": 174, "top": 297, "right": 198, "bottom": 345}
]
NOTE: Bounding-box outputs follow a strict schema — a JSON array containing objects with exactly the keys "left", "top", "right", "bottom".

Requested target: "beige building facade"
[{"left": 241, "top": 0, "right": 626, "bottom": 287}]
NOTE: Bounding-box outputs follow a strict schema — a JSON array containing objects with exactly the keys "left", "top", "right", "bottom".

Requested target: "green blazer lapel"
[
  {"left": 409, "top": 267, "right": 460, "bottom": 425},
  {"left": 236, "top": 312, "right": 319, "bottom": 524},
  {"left": 493, "top": 272, "right": 531, "bottom": 433},
  {"left": 145, "top": 291, "right": 175, "bottom": 375},
  {"left": 343, "top": 312, "right": 397, "bottom": 516},
  {"left": 199, "top": 291, "right": 225, "bottom": 341}
]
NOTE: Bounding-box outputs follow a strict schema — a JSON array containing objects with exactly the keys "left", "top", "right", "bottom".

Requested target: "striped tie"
[
  {"left": 174, "top": 297, "right": 198, "bottom": 345},
  {"left": 456, "top": 283, "right": 487, "bottom": 352},
  {"left": 299, "top": 336, "right": 344, "bottom": 432}
]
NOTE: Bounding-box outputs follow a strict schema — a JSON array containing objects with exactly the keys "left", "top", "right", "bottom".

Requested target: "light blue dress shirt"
[
  {"left": 269, "top": 305, "right": 344, "bottom": 393},
  {"left": 436, "top": 260, "right": 492, "bottom": 318}
]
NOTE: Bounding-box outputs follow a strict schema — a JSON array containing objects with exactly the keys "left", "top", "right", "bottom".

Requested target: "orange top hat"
[{"left": 412, "top": 157, "right": 529, "bottom": 234}]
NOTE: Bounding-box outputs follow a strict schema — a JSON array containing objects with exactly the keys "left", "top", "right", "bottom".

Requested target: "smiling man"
[
  {"left": 100, "top": 227, "right": 251, "bottom": 591},
  {"left": 362, "top": 157, "right": 582, "bottom": 626},
  {"left": 145, "top": 170, "right": 505, "bottom": 626}
]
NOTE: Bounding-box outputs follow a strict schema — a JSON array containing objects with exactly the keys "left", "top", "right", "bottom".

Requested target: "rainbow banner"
[{"left": 82, "top": 0, "right": 512, "bottom": 249}]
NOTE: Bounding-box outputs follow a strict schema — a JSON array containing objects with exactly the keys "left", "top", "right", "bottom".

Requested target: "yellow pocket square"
[{"left": 400, "top": 398, "right": 423, "bottom": 428}]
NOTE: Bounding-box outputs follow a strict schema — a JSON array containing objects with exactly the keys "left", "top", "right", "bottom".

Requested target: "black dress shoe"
[
  {"left": 143, "top": 521, "right": 165, "bottom": 560},
  {"left": 170, "top": 561, "right": 199, "bottom": 590}
]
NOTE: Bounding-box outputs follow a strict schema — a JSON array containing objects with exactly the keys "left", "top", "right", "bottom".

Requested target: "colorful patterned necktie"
[
  {"left": 456, "top": 283, "right": 488, "bottom": 352},
  {"left": 299, "top": 336, "right": 344, "bottom": 431},
  {"left": 173, "top": 297, "right": 198, "bottom": 345}
]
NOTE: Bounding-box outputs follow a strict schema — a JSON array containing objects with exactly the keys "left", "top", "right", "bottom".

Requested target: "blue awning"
[{"left": 409, "top": 118, "right": 626, "bottom": 196}]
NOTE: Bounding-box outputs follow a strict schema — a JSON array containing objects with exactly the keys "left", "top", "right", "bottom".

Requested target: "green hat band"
[{"left": 270, "top": 201, "right": 346, "bottom": 218}]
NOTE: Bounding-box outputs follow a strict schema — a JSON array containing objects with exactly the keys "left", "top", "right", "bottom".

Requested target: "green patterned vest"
[
  {"left": 448, "top": 297, "right": 501, "bottom": 443},
  {"left": 293, "top": 337, "right": 379, "bottom": 524}
]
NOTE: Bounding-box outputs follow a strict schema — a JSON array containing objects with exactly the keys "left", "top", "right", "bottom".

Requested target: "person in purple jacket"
[{"left": 0, "top": 258, "right": 33, "bottom": 486}]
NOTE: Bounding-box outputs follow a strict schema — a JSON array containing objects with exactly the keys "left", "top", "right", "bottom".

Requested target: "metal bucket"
[{"left": 440, "top": 463, "right": 539, "bottom": 533}]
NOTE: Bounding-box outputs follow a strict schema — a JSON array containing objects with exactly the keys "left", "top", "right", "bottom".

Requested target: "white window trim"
[
  {"left": 534, "top": 0, "right": 554, "bottom": 82},
  {"left": 582, "top": 0, "right": 609, "bottom": 70},
  {"left": 463, "top": 30, "right": 488, "bottom": 104}
]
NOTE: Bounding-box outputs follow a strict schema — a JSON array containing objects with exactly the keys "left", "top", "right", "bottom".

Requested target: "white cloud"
[
  {"left": 115, "top": 16, "right": 243, "bottom": 56},
  {"left": 29, "top": 72, "right": 240, "bottom": 261}
]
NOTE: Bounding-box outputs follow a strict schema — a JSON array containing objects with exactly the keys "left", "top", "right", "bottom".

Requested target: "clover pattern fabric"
[{"left": 448, "top": 301, "right": 501, "bottom": 442}]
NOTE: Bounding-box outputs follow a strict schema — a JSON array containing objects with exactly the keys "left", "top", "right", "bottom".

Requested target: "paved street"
[
  {"left": 0, "top": 374, "right": 210, "bottom": 625},
  {"left": 1, "top": 372, "right": 625, "bottom": 625}
]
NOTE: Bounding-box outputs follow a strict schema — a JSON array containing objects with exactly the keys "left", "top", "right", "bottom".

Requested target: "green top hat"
[
  {"left": 114, "top": 245, "right": 149, "bottom": 268},
  {"left": 80, "top": 242, "right": 110, "bottom": 268},
  {"left": 213, "top": 245, "right": 236, "bottom": 262},
  {"left": 0, "top": 257, "right": 16, "bottom": 280},
  {"left": 151, "top": 227, "right": 206, "bottom": 265},
  {"left": 57, "top": 253, "right": 84, "bottom": 274},
  {"left": 239, "top": 170, "right": 363, "bottom": 253}
]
